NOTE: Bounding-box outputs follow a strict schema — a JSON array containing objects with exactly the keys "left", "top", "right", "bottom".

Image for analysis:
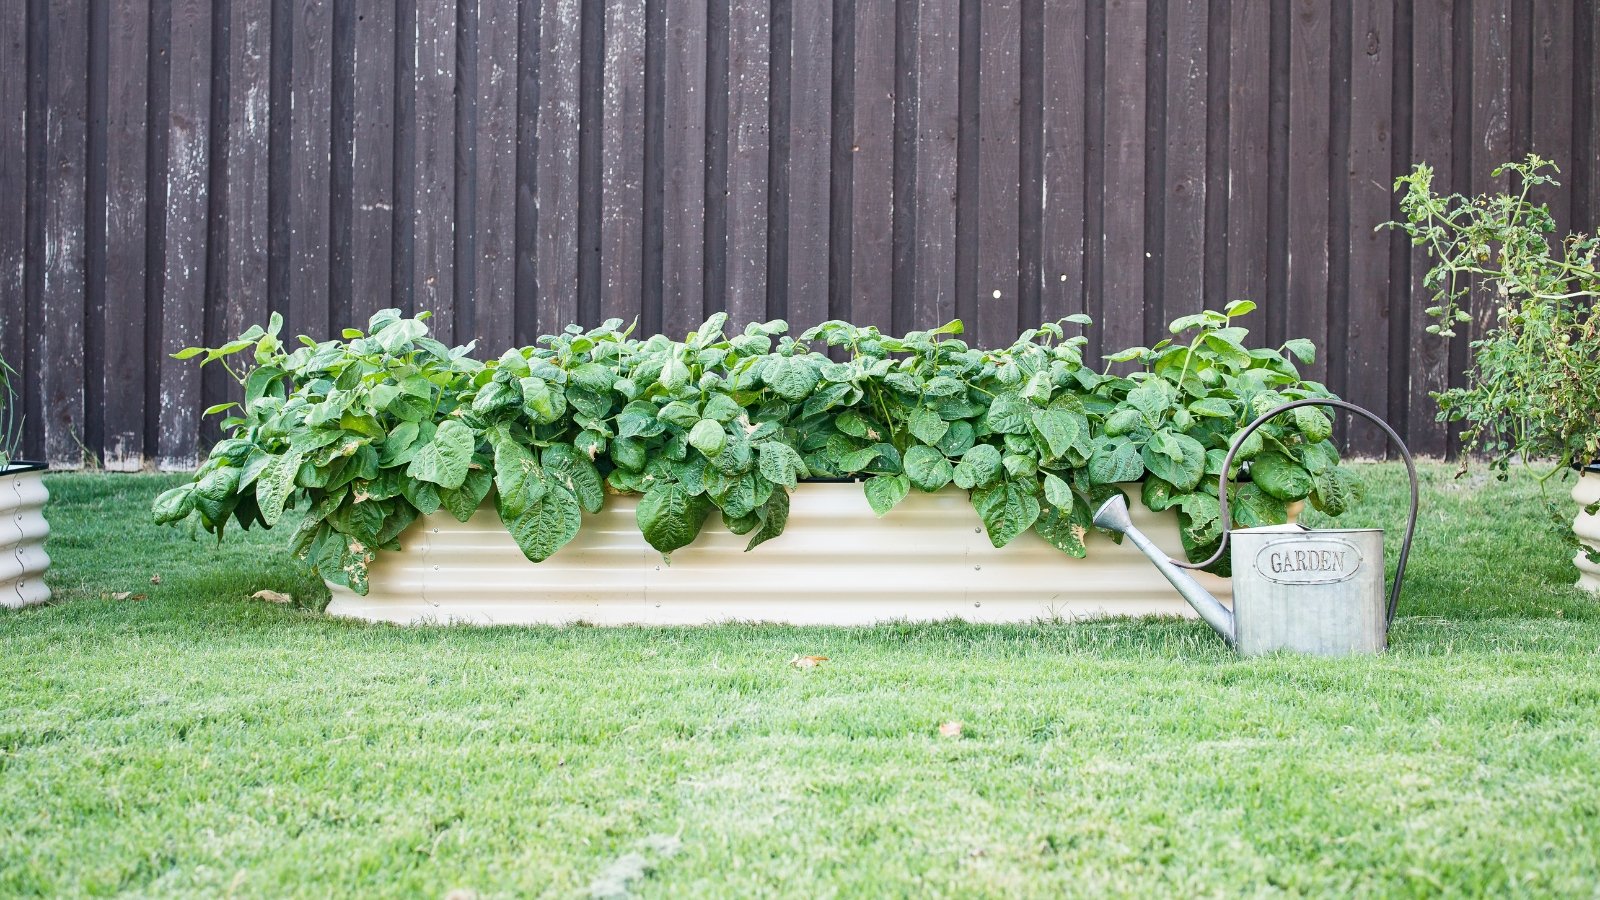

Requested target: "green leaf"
[
  {"left": 909, "top": 405, "right": 950, "bottom": 445},
  {"left": 152, "top": 485, "right": 196, "bottom": 524},
  {"left": 1231, "top": 483, "right": 1288, "bottom": 528},
  {"left": 1249, "top": 451, "right": 1314, "bottom": 501},
  {"left": 1283, "top": 338, "right": 1316, "bottom": 364},
  {"left": 1141, "top": 476, "right": 1179, "bottom": 512},
  {"left": 935, "top": 420, "right": 976, "bottom": 456},
  {"left": 1139, "top": 431, "right": 1205, "bottom": 491},
  {"left": 256, "top": 450, "right": 306, "bottom": 526},
  {"left": 745, "top": 489, "right": 790, "bottom": 552},
  {"left": 541, "top": 444, "right": 605, "bottom": 513},
  {"left": 1188, "top": 398, "right": 1236, "bottom": 418},
  {"left": 689, "top": 418, "right": 728, "bottom": 456},
  {"left": 1041, "top": 472, "right": 1075, "bottom": 509},
  {"left": 1309, "top": 466, "right": 1362, "bottom": 517},
  {"left": 863, "top": 474, "right": 911, "bottom": 516},
  {"left": 637, "top": 482, "right": 714, "bottom": 554},
  {"left": 1088, "top": 438, "right": 1144, "bottom": 484},
  {"left": 952, "top": 444, "right": 1003, "bottom": 490},
  {"left": 766, "top": 356, "right": 819, "bottom": 401},
  {"left": 1299, "top": 439, "right": 1340, "bottom": 475},
  {"left": 703, "top": 393, "right": 744, "bottom": 423},
  {"left": 1104, "top": 407, "right": 1144, "bottom": 436},
  {"left": 1034, "top": 495, "right": 1091, "bottom": 558},
  {"left": 1293, "top": 406, "right": 1333, "bottom": 443},
  {"left": 499, "top": 483, "right": 583, "bottom": 562},
  {"left": 1029, "top": 408, "right": 1087, "bottom": 461},
  {"left": 971, "top": 481, "right": 1041, "bottom": 548},
  {"left": 406, "top": 419, "right": 475, "bottom": 490},
  {"left": 984, "top": 393, "right": 1030, "bottom": 434},
  {"left": 493, "top": 439, "right": 547, "bottom": 518},
  {"left": 520, "top": 376, "right": 567, "bottom": 424},
  {"left": 903, "top": 445, "right": 953, "bottom": 492},
  {"left": 757, "top": 441, "right": 806, "bottom": 489}
]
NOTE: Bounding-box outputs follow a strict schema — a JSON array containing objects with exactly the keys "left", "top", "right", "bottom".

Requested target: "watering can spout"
[{"left": 1092, "top": 494, "right": 1236, "bottom": 646}]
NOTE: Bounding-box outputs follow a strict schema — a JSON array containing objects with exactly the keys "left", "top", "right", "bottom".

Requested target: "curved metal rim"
[
  {"left": 1168, "top": 398, "right": 1420, "bottom": 629},
  {"left": 0, "top": 461, "right": 48, "bottom": 476}
]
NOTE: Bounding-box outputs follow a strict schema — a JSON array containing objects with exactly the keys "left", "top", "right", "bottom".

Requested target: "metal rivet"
[
  {"left": 974, "top": 565, "right": 982, "bottom": 571},
  {"left": 432, "top": 565, "right": 439, "bottom": 571},
  {"left": 974, "top": 601, "right": 981, "bottom": 608}
]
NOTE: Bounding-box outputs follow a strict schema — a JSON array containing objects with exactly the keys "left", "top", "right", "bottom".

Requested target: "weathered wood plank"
[
  {"left": 1530, "top": 0, "right": 1573, "bottom": 237},
  {"left": 1226, "top": 0, "right": 1269, "bottom": 313},
  {"left": 1406, "top": 0, "right": 1452, "bottom": 456},
  {"left": 1286, "top": 0, "right": 1330, "bottom": 386},
  {"left": 849, "top": 0, "right": 893, "bottom": 331},
  {"left": 157, "top": 0, "right": 209, "bottom": 469},
  {"left": 473, "top": 0, "right": 518, "bottom": 349},
  {"left": 1039, "top": 0, "right": 1084, "bottom": 325},
  {"left": 351, "top": 0, "right": 395, "bottom": 327},
  {"left": 1344, "top": 0, "right": 1394, "bottom": 452},
  {"left": 724, "top": 0, "right": 768, "bottom": 328},
  {"left": 912, "top": 0, "right": 958, "bottom": 330},
  {"left": 976, "top": 0, "right": 1021, "bottom": 349},
  {"left": 660, "top": 0, "right": 706, "bottom": 338},
  {"left": 536, "top": 0, "right": 581, "bottom": 336},
  {"left": 289, "top": 0, "right": 331, "bottom": 341},
  {"left": 1469, "top": 0, "right": 1511, "bottom": 362},
  {"left": 102, "top": 0, "right": 153, "bottom": 470},
  {"left": 0, "top": 1, "right": 28, "bottom": 456},
  {"left": 602, "top": 0, "right": 647, "bottom": 326},
  {"left": 1162, "top": 0, "right": 1208, "bottom": 325},
  {"left": 785, "top": 0, "right": 830, "bottom": 331},
  {"left": 43, "top": 0, "right": 88, "bottom": 466},
  {"left": 1100, "top": 0, "right": 1145, "bottom": 356},
  {"left": 412, "top": 0, "right": 455, "bottom": 340}
]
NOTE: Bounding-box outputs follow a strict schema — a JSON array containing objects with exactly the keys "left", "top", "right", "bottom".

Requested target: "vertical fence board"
[
  {"left": 537, "top": 0, "right": 581, "bottom": 336},
  {"left": 102, "top": 0, "right": 152, "bottom": 470},
  {"left": 0, "top": 1, "right": 23, "bottom": 441},
  {"left": 661, "top": 0, "right": 706, "bottom": 337},
  {"left": 1100, "top": 0, "right": 1145, "bottom": 355},
  {"left": 1286, "top": 0, "right": 1330, "bottom": 385},
  {"left": 289, "top": 0, "right": 331, "bottom": 341},
  {"left": 1530, "top": 0, "right": 1572, "bottom": 237},
  {"left": 602, "top": 0, "right": 647, "bottom": 325},
  {"left": 351, "top": 0, "right": 395, "bottom": 326},
  {"left": 1039, "top": 0, "right": 1084, "bottom": 323},
  {"left": 1343, "top": 0, "right": 1394, "bottom": 453},
  {"left": 1406, "top": 0, "right": 1452, "bottom": 456},
  {"left": 724, "top": 0, "right": 768, "bottom": 328},
  {"left": 912, "top": 0, "right": 959, "bottom": 330},
  {"left": 156, "top": 0, "right": 209, "bottom": 469},
  {"left": 413, "top": 0, "right": 455, "bottom": 339},
  {"left": 1469, "top": 0, "right": 1510, "bottom": 367},
  {"left": 848, "top": 0, "right": 894, "bottom": 331},
  {"left": 976, "top": 0, "right": 1021, "bottom": 349},
  {"left": 42, "top": 1, "right": 88, "bottom": 467},
  {"left": 1225, "top": 0, "right": 1269, "bottom": 312},
  {"left": 1162, "top": 0, "right": 1208, "bottom": 323},
  {"left": 473, "top": 0, "right": 519, "bottom": 349},
  {"left": 786, "top": 0, "right": 831, "bottom": 331}
]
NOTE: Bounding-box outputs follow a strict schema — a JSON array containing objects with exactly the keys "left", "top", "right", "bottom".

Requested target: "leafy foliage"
[
  {"left": 154, "top": 305, "right": 1351, "bottom": 592},
  {"left": 1389, "top": 156, "right": 1600, "bottom": 475}
]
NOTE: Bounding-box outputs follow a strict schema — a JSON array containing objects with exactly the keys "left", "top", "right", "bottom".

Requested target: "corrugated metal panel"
[
  {"left": 1575, "top": 472, "right": 1600, "bottom": 594},
  {"left": 0, "top": 469, "right": 52, "bottom": 608},
  {"left": 327, "top": 483, "right": 1232, "bottom": 626}
]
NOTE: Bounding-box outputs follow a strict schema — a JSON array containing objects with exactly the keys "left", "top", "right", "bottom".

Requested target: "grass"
[{"left": 3, "top": 463, "right": 1599, "bottom": 897}]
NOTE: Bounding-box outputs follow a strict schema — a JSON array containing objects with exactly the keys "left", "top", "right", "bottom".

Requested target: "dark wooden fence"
[{"left": 2, "top": 0, "right": 1596, "bottom": 468}]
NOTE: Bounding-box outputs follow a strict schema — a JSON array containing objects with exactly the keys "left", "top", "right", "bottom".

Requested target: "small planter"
[
  {"left": 325, "top": 483, "right": 1232, "bottom": 626},
  {"left": 1574, "top": 465, "right": 1600, "bottom": 595},
  {"left": 1, "top": 462, "right": 51, "bottom": 608}
]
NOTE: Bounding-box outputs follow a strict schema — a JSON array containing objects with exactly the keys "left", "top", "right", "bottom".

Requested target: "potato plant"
[{"left": 154, "top": 304, "right": 1355, "bottom": 594}]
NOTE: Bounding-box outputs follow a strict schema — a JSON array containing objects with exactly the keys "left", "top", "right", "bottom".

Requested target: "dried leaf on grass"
[
  {"left": 939, "top": 721, "right": 964, "bottom": 738},
  {"left": 149, "top": 574, "right": 162, "bottom": 585},
  {"left": 788, "top": 654, "right": 829, "bottom": 669},
  {"left": 251, "top": 590, "right": 293, "bottom": 604},
  {"left": 102, "top": 591, "right": 146, "bottom": 602}
]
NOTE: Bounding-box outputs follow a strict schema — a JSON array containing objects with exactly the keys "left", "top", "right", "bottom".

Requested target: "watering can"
[{"left": 1093, "top": 399, "right": 1418, "bottom": 656}]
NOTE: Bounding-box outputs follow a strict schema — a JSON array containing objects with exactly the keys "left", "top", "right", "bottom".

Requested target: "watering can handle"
[{"left": 1168, "top": 398, "right": 1419, "bottom": 628}]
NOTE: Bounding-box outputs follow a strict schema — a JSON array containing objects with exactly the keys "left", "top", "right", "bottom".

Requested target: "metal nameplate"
[{"left": 1252, "top": 537, "right": 1364, "bottom": 585}]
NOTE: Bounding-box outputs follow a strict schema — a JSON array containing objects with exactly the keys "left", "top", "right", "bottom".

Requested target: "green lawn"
[{"left": 3, "top": 464, "right": 1598, "bottom": 897}]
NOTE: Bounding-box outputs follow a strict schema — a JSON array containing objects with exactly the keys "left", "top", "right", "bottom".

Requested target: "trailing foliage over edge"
[{"left": 152, "top": 306, "right": 1356, "bottom": 594}]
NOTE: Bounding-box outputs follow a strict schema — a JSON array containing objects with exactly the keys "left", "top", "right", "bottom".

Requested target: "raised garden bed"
[
  {"left": 1, "top": 462, "right": 51, "bottom": 608},
  {"left": 1575, "top": 465, "right": 1600, "bottom": 595},
  {"left": 325, "top": 482, "right": 1232, "bottom": 626}
]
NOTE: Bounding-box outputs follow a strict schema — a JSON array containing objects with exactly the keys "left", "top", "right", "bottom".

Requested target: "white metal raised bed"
[
  {"left": 325, "top": 482, "right": 1230, "bottom": 626},
  {"left": 1, "top": 464, "right": 51, "bottom": 608},
  {"left": 1576, "top": 469, "right": 1600, "bottom": 595}
]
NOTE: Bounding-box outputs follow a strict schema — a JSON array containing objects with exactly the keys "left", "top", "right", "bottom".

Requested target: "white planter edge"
[
  {"left": 326, "top": 482, "right": 1230, "bottom": 627},
  {"left": 1574, "top": 469, "right": 1600, "bottom": 595},
  {"left": 1, "top": 464, "right": 52, "bottom": 609}
]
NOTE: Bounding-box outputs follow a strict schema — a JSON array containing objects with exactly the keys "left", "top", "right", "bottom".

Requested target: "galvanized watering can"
[{"left": 1093, "top": 399, "right": 1418, "bottom": 656}]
